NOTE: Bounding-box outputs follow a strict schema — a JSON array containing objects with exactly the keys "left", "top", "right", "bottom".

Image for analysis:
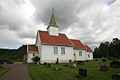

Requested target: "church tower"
[{"left": 47, "top": 9, "right": 59, "bottom": 36}]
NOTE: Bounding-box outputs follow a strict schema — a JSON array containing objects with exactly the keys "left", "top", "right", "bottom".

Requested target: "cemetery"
[{"left": 28, "top": 58, "right": 120, "bottom": 80}]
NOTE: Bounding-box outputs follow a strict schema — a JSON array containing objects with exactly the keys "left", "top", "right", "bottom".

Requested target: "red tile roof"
[
  {"left": 70, "top": 39, "right": 86, "bottom": 49},
  {"left": 28, "top": 45, "right": 38, "bottom": 52},
  {"left": 38, "top": 30, "right": 73, "bottom": 46},
  {"left": 84, "top": 45, "right": 92, "bottom": 52}
]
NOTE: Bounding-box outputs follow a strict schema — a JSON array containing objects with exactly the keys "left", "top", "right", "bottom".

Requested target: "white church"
[{"left": 27, "top": 11, "right": 93, "bottom": 63}]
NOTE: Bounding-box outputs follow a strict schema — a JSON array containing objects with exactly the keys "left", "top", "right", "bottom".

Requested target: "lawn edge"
[
  {"left": 0, "top": 68, "right": 9, "bottom": 77},
  {"left": 28, "top": 64, "right": 36, "bottom": 80}
]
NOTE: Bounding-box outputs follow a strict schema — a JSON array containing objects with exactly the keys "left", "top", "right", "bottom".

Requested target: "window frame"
[
  {"left": 88, "top": 54, "right": 90, "bottom": 58},
  {"left": 61, "top": 47, "right": 65, "bottom": 55},
  {"left": 79, "top": 51, "right": 82, "bottom": 56},
  {"left": 54, "top": 46, "right": 58, "bottom": 54}
]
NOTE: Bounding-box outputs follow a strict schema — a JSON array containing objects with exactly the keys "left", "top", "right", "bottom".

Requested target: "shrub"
[
  {"left": 0, "top": 59, "right": 4, "bottom": 65},
  {"left": 32, "top": 56, "right": 40, "bottom": 64},
  {"left": 7, "top": 61, "right": 13, "bottom": 64}
]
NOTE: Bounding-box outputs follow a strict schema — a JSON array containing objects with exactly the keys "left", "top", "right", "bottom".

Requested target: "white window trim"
[
  {"left": 54, "top": 46, "right": 58, "bottom": 54},
  {"left": 79, "top": 51, "right": 82, "bottom": 56},
  {"left": 61, "top": 47, "right": 65, "bottom": 55}
]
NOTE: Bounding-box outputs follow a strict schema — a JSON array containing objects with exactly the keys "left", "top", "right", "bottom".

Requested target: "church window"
[
  {"left": 88, "top": 54, "right": 90, "bottom": 58},
  {"left": 79, "top": 51, "right": 82, "bottom": 56},
  {"left": 54, "top": 47, "right": 58, "bottom": 54},
  {"left": 61, "top": 47, "right": 65, "bottom": 54}
]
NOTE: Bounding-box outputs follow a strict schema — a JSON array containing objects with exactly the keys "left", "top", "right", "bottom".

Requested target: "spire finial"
[{"left": 47, "top": 8, "right": 58, "bottom": 29}]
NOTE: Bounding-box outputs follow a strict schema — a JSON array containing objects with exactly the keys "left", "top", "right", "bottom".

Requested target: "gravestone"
[
  {"left": 79, "top": 68, "right": 87, "bottom": 77},
  {"left": 72, "top": 64, "right": 77, "bottom": 68},
  {"left": 110, "top": 61, "right": 120, "bottom": 68},
  {"left": 102, "top": 58, "right": 106, "bottom": 62},
  {"left": 100, "top": 64, "right": 108, "bottom": 72},
  {"left": 112, "top": 74, "right": 120, "bottom": 80},
  {"left": 77, "top": 61, "right": 84, "bottom": 65},
  {"left": 44, "top": 62, "right": 47, "bottom": 65},
  {"left": 55, "top": 67, "right": 61, "bottom": 71},
  {"left": 95, "top": 59, "right": 98, "bottom": 61},
  {"left": 48, "top": 63, "right": 51, "bottom": 68}
]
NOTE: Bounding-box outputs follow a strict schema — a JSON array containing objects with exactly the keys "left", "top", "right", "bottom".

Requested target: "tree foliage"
[
  {"left": 0, "top": 45, "right": 27, "bottom": 60},
  {"left": 93, "top": 38, "right": 120, "bottom": 58}
]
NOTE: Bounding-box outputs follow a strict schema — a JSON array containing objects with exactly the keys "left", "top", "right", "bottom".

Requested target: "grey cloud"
[
  {"left": 0, "top": 0, "right": 120, "bottom": 50},
  {"left": 30, "top": 0, "right": 80, "bottom": 30}
]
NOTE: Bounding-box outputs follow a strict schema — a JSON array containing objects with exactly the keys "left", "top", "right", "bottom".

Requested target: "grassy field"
[
  {"left": 28, "top": 59, "right": 120, "bottom": 80},
  {"left": 0, "top": 68, "right": 8, "bottom": 77}
]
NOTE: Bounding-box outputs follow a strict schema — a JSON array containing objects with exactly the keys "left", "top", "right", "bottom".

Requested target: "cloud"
[{"left": 0, "top": 0, "right": 120, "bottom": 50}]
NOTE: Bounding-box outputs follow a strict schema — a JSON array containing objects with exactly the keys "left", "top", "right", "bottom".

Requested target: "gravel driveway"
[{"left": 0, "top": 64, "right": 32, "bottom": 80}]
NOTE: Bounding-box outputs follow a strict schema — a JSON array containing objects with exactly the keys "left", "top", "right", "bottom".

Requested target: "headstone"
[
  {"left": 55, "top": 67, "right": 61, "bottom": 71},
  {"left": 86, "top": 60, "right": 88, "bottom": 62},
  {"left": 110, "top": 61, "right": 120, "bottom": 68},
  {"left": 112, "top": 74, "right": 120, "bottom": 80},
  {"left": 48, "top": 63, "right": 51, "bottom": 68},
  {"left": 102, "top": 58, "right": 106, "bottom": 62},
  {"left": 79, "top": 68, "right": 87, "bottom": 77},
  {"left": 77, "top": 61, "right": 84, "bottom": 65},
  {"left": 72, "top": 64, "right": 77, "bottom": 68},
  {"left": 44, "top": 62, "right": 47, "bottom": 65},
  {"left": 69, "top": 60, "right": 72, "bottom": 64},
  {"left": 95, "top": 59, "right": 98, "bottom": 61},
  {"left": 100, "top": 64, "right": 108, "bottom": 72}
]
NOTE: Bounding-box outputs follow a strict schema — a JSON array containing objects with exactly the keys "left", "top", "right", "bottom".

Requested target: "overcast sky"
[{"left": 0, "top": 0, "right": 120, "bottom": 50}]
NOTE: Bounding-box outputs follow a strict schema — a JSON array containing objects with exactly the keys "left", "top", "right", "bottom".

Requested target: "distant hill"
[{"left": 0, "top": 45, "right": 27, "bottom": 60}]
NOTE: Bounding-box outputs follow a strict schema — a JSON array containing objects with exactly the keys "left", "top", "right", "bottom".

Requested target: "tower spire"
[{"left": 47, "top": 9, "right": 58, "bottom": 29}]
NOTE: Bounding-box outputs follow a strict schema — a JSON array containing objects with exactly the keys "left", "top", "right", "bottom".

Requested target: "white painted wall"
[
  {"left": 73, "top": 49, "right": 87, "bottom": 61},
  {"left": 36, "top": 32, "right": 42, "bottom": 58},
  {"left": 40, "top": 45, "right": 74, "bottom": 63},
  {"left": 48, "top": 26, "right": 59, "bottom": 36},
  {"left": 86, "top": 51, "right": 93, "bottom": 60},
  {"left": 27, "top": 52, "right": 39, "bottom": 63}
]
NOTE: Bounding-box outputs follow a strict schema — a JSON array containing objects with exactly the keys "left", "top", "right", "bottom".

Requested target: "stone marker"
[
  {"left": 102, "top": 58, "right": 106, "bottom": 62},
  {"left": 112, "top": 74, "right": 120, "bottom": 80},
  {"left": 72, "top": 64, "right": 77, "bottom": 68},
  {"left": 77, "top": 61, "right": 84, "bottom": 65},
  {"left": 95, "top": 59, "right": 98, "bottom": 61},
  {"left": 110, "top": 61, "right": 120, "bottom": 68},
  {"left": 100, "top": 64, "right": 108, "bottom": 72},
  {"left": 55, "top": 67, "right": 61, "bottom": 71},
  {"left": 44, "top": 62, "right": 47, "bottom": 65},
  {"left": 48, "top": 63, "right": 51, "bottom": 68},
  {"left": 79, "top": 68, "right": 87, "bottom": 77}
]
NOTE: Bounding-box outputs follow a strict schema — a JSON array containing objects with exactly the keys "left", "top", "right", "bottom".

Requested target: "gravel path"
[{"left": 0, "top": 64, "right": 32, "bottom": 80}]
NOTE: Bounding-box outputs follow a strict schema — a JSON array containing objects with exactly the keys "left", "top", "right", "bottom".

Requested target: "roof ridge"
[{"left": 70, "top": 39, "right": 80, "bottom": 41}]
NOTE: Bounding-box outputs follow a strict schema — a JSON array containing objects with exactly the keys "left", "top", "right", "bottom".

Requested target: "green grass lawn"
[
  {"left": 28, "top": 59, "right": 120, "bottom": 80},
  {"left": 0, "top": 68, "right": 8, "bottom": 77}
]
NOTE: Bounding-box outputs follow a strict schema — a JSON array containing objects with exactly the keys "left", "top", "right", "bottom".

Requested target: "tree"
[{"left": 93, "top": 38, "right": 120, "bottom": 59}]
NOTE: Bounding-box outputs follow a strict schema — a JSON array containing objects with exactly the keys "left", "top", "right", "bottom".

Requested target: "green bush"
[
  {"left": 7, "top": 61, "right": 13, "bottom": 64},
  {"left": 0, "top": 59, "right": 4, "bottom": 65},
  {"left": 32, "top": 56, "right": 40, "bottom": 64}
]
